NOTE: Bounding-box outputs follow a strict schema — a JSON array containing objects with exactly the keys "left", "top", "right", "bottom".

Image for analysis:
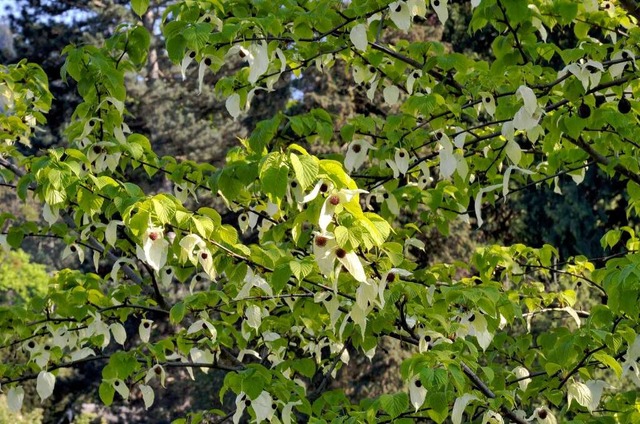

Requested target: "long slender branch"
[
  {"left": 0, "top": 354, "right": 110, "bottom": 385},
  {"left": 516, "top": 261, "right": 606, "bottom": 294},
  {"left": 565, "top": 134, "right": 640, "bottom": 187},
  {"left": 497, "top": 0, "right": 528, "bottom": 64},
  {"left": 460, "top": 362, "right": 528, "bottom": 424},
  {"left": 618, "top": 0, "right": 640, "bottom": 21}
]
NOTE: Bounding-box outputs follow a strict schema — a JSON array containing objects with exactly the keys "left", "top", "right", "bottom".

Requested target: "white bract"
[
  {"left": 174, "top": 182, "right": 196, "bottom": 203},
  {"left": 187, "top": 317, "right": 217, "bottom": 339},
  {"left": 315, "top": 53, "right": 335, "bottom": 74},
  {"left": 366, "top": 189, "right": 399, "bottom": 216},
  {"left": 559, "top": 60, "right": 604, "bottom": 91},
  {"left": 245, "top": 305, "right": 263, "bottom": 330},
  {"left": 226, "top": 93, "right": 241, "bottom": 119},
  {"left": 512, "top": 366, "right": 532, "bottom": 392},
  {"left": 197, "top": 58, "right": 210, "bottom": 94},
  {"left": 378, "top": 268, "right": 412, "bottom": 307},
  {"left": 409, "top": 375, "right": 427, "bottom": 411},
  {"left": 567, "top": 379, "right": 592, "bottom": 410},
  {"left": 190, "top": 347, "right": 215, "bottom": 373},
  {"left": 511, "top": 87, "right": 542, "bottom": 132},
  {"left": 179, "top": 234, "right": 216, "bottom": 279},
  {"left": 366, "top": 78, "right": 379, "bottom": 101},
  {"left": 136, "top": 225, "right": 169, "bottom": 271},
  {"left": 70, "top": 347, "right": 95, "bottom": 362},
  {"left": 86, "top": 312, "right": 111, "bottom": 349},
  {"left": 233, "top": 392, "right": 247, "bottom": 424},
  {"left": 139, "top": 384, "right": 154, "bottom": 409},
  {"left": 105, "top": 220, "right": 122, "bottom": 246},
  {"left": 437, "top": 132, "right": 457, "bottom": 179},
  {"left": 480, "top": 92, "right": 496, "bottom": 117},
  {"left": 145, "top": 364, "right": 167, "bottom": 388},
  {"left": 7, "top": 386, "right": 24, "bottom": 412},
  {"left": 62, "top": 243, "right": 85, "bottom": 264},
  {"left": 383, "top": 84, "right": 400, "bottom": 105},
  {"left": 474, "top": 183, "right": 503, "bottom": 228},
  {"left": 622, "top": 334, "right": 640, "bottom": 386},
  {"left": 502, "top": 166, "right": 535, "bottom": 199},
  {"left": 528, "top": 407, "right": 557, "bottom": 424},
  {"left": 317, "top": 187, "right": 367, "bottom": 232},
  {"left": 583, "top": 0, "right": 598, "bottom": 13},
  {"left": 238, "top": 210, "right": 260, "bottom": 233},
  {"left": 313, "top": 232, "right": 367, "bottom": 283},
  {"left": 248, "top": 41, "right": 270, "bottom": 84},
  {"left": 112, "top": 379, "right": 129, "bottom": 399},
  {"left": 482, "top": 410, "right": 504, "bottom": 423},
  {"left": 386, "top": 148, "right": 411, "bottom": 178},
  {"left": 43, "top": 203, "right": 59, "bottom": 225},
  {"left": 431, "top": 0, "right": 449, "bottom": 25},
  {"left": 456, "top": 311, "right": 493, "bottom": 351},
  {"left": 452, "top": 393, "right": 478, "bottom": 424},
  {"left": 252, "top": 390, "right": 276, "bottom": 422},
  {"left": 281, "top": 400, "right": 302, "bottom": 424},
  {"left": 603, "top": 1, "right": 615, "bottom": 17},
  {"left": 407, "top": 0, "right": 427, "bottom": 17},
  {"left": 181, "top": 51, "right": 195, "bottom": 80},
  {"left": 352, "top": 62, "right": 376, "bottom": 85},
  {"left": 87, "top": 142, "right": 121, "bottom": 173},
  {"left": 236, "top": 267, "right": 272, "bottom": 299},
  {"left": 406, "top": 69, "right": 422, "bottom": 94},
  {"left": 139, "top": 319, "right": 153, "bottom": 343},
  {"left": 389, "top": 1, "right": 411, "bottom": 31},
  {"left": 609, "top": 50, "right": 635, "bottom": 78},
  {"left": 528, "top": 5, "right": 547, "bottom": 41},
  {"left": 36, "top": 371, "right": 55, "bottom": 401},
  {"left": 585, "top": 380, "right": 611, "bottom": 412},
  {"left": 344, "top": 139, "right": 375, "bottom": 172},
  {"left": 109, "top": 322, "right": 127, "bottom": 346},
  {"left": 350, "top": 24, "right": 368, "bottom": 52}
]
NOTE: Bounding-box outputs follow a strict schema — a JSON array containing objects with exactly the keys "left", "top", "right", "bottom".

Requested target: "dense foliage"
[{"left": 2, "top": 0, "right": 640, "bottom": 423}]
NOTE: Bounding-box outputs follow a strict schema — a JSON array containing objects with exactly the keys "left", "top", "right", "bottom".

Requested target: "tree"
[{"left": 2, "top": 0, "right": 640, "bottom": 423}]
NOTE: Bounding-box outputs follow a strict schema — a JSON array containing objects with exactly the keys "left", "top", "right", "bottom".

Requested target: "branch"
[
  {"left": 460, "top": 362, "right": 528, "bottom": 424},
  {"left": 0, "top": 354, "right": 109, "bottom": 385},
  {"left": 496, "top": 0, "right": 528, "bottom": 64},
  {"left": 618, "top": 0, "right": 640, "bottom": 21},
  {"left": 522, "top": 307, "right": 590, "bottom": 319},
  {"left": 516, "top": 260, "right": 605, "bottom": 295},
  {"left": 369, "top": 42, "right": 464, "bottom": 94},
  {"left": 564, "top": 134, "right": 640, "bottom": 187}
]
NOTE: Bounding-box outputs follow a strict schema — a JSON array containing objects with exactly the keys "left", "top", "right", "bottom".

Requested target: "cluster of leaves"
[{"left": 2, "top": 0, "right": 640, "bottom": 423}]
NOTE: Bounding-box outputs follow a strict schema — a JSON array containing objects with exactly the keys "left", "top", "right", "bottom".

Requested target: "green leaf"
[
  {"left": 426, "top": 391, "right": 448, "bottom": 423},
  {"left": 289, "top": 153, "right": 319, "bottom": 191},
  {"left": 382, "top": 242, "right": 404, "bottom": 266},
  {"left": 259, "top": 153, "right": 288, "bottom": 203},
  {"left": 380, "top": 392, "right": 408, "bottom": 419},
  {"left": 166, "top": 35, "right": 187, "bottom": 63},
  {"left": 289, "top": 259, "right": 314, "bottom": 281},
  {"left": 128, "top": 26, "right": 151, "bottom": 66},
  {"left": 553, "top": 0, "right": 578, "bottom": 25},
  {"left": 319, "top": 159, "right": 355, "bottom": 190},
  {"left": 99, "top": 381, "right": 115, "bottom": 406},
  {"left": 152, "top": 195, "right": 177, "bottom": 223},
  {"left": 292, "top": 358, "right": 316, "bottom": 378},
  {"left": 249, "top": 114, "right": 282, "bottom": 153},
  {"left": 271, "top": 262, "right": 291, "bottom": 293},
  {"left": 592, "top": 351, "right": 623, "bottom": 379},
  {"left": 131, "top": 0, "right": 150, "bottom": 16},
  {"left": 7, "top": 227, "right": 24, "bottom": 249},
  {"left": 170, "top": 302, "right": 186, "bottom": 324}
]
